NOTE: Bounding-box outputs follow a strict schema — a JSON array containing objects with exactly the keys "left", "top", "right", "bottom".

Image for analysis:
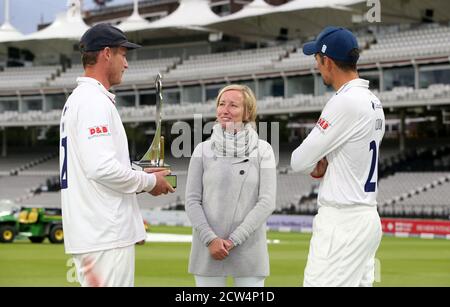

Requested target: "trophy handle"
[{"left": 140, "top": 73, "right": 163, "bottom": 165}]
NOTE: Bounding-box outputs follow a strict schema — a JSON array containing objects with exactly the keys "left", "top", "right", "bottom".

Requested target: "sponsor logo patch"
[
  {"left": 88, "top": 125, "right": 110, "bottom": 138},
  {"left": 316, "top": 117, "right": 331, "bottom": 132}
]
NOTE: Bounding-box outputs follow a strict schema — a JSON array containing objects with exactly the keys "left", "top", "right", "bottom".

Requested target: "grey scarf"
[{"left": 211, "top": 123, "right": 259, "bottom": 158}]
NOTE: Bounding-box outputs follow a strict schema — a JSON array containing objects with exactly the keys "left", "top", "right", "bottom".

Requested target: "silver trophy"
[{"left": 132, "top": 73, "right": 177, "bottom": 188}]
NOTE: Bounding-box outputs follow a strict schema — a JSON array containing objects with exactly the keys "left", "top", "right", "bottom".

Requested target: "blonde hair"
[{"left": 215, "top": 84, "right": 257, "bottom": 124}]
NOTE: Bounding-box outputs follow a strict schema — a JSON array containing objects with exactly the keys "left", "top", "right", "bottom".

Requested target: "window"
[
  {"left": 23, "top": 98, "right": 43, "bottom": 112},
  {"left": 205, "top": 83, "right": 227, "bottom": 101},
  {"left": 258, "top": 78, "right": 284, "bottom": 98},
  {"left": 383, "top": 67, "right": 414, "bottom": 91},
  {"left": 140, "top": 93, "right": 156, "bottom": 106},
  {"left": 46, "top": 94, "right": 66, "bottom": 110},
  {"left": 419, "top": 68, "right": 450, "bottom": 88},
  {"left": 163, "top": 90, "right": 181, "bottom": 105},
  {"left": 183, "top": 85, "right": 202, "bottom": 103},
  {"left": 287, "top": 75, "right": 314, "bottom": 97},
  {"left": 116, "top": 93, "right": 136, "bottom": 108},
  {"left": 0, "top": 99, "right": 18, "bottom": 112}
]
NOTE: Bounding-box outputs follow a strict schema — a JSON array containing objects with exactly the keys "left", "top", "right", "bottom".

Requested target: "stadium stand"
[
  {"left": 0, "top": 153, "right": 57, "bottom": 176},
  {"left": 276, "top": 172, "right": 315, "bottom": 209},
  {"left": 378, "top": 172, "right": 450, "bottom": 203},
  {"left": 0, "top": 175, "right": 50, "bottom": 202},
  {"left": 273, "top": 143, "right": 450, "bottom": 219},
  {"left": 0, "top": 154, "right": 39, "bottom": 173},
  {"left": 12, "top": 23, "right": 450, "bottom": 93},
  {"left": 48, "top": 57, "right": 181, "bottom": 89},
  {"left": 400, "top": 178, "right": 450, "bottom": 207},
  {"left": 275, "top": 171, "right": 450, "bottom": 219},
  {"left": 47, "top": 64, "right": 84, "bottom": 89},
  {"left": 19, "top": 157, "right": 59, "bottom": 176},
  {"left": 1, "top": 83, "right": 450, "bottom": 125},
  {"left": 165, "top": 46, "right": 293, "bottom": 80},
  {"left": 0, "top": 66, "right": 61, "bottom": 91},
  {"left": 1, "top": 0, "right": 450, "bottom": 221},
  {"left": 359, "top": 24, "right": 450, "bottom": 63},
  {"left": 121, "top": 57, "right": 180, "bottom": 85},
  {"left": 272, "top": 48, "right": 315, "bottom": 72}
]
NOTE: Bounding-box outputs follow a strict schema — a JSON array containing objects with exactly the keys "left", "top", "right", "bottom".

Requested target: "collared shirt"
[
  {"left": 59, "top": 77, "right": 155, "bottom": 254},
  {"left": 291, "top": 78, "right": 385, "bottom": 207}
]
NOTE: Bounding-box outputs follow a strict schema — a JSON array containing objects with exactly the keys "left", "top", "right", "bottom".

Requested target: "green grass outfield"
[{"left": 0, "top": 226, "right": 449, "bottom": 287}]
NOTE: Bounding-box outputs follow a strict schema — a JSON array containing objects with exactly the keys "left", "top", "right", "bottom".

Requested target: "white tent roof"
[
  {"left": 209, "top": 0, "right": 358, "bottom": 25},
  {"left": 0, "top": 22, "right": 24, "bottom": 43},
  {"left": 116, "top": 0, "right": 221, "bottom": 39},
  {"left": 117, "top": 0, "right": 151, "bottom": 33},
  {"left": 146, "top": 0, "right": 221, "bottom": 29},
  {"left": 216, "top": 0, "right": 274, "bottom": 22},
  {"left": 274, "top": 0, "right": 361, "bottom": 13},
  {"left": 0, "top": 0, "right": 23, "bottom": 43},
  {"left": 22, "top": 0, "right": 89, "bottom": 41},
  {"left": 207, "top": 0, "right": 362, "bottom": 41}
]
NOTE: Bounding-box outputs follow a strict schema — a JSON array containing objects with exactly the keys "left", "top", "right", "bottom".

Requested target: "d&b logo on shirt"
[{"left": 88, "top": 125, "right": 110, "bottom": 139}]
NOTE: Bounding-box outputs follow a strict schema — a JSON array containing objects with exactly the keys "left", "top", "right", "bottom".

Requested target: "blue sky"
[{"left": 0, "top": 0, "right": 132, "bottom": 34}]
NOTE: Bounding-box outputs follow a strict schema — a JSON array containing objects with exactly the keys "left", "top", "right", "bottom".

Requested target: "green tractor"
[{"left": 0, "top": 204, "right": 64, "bottom": 244}]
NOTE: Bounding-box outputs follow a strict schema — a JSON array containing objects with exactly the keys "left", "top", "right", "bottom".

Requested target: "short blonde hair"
[{"left": 215, "top": 84, "right": 257, "bottom": 124}]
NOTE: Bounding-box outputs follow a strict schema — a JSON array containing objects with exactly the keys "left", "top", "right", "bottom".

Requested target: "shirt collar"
[
  {"left": 336, "top": 78, "right": 370, "bottom": 95},
  {"left": 76, "top": 77, "right": 116, "bottom": 103}
]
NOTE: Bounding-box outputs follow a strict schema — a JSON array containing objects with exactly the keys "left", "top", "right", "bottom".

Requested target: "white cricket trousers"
[
  {"left": 72, "top": 244, "right": 135, "bottom": 287},
  {"left": 195, "top": 276, "right": 265, "bottom": 287},
  {"left": 304, "top": 206, "right": 382, "bottom": 287}
]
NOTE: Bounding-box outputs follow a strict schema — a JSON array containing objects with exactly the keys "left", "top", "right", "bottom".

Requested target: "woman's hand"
[
  {"left": 224, "top": 239, "right": 235, "bottom": 251},
  {"left": 208, "top": 238, "right": 229, "bottom": 260}
]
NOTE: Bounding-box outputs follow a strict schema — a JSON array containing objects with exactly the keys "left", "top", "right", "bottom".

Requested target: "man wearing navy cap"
[
  {"left": 59, "top": 23, "right": 174, "bottom": 287},
  {"left": 291, "top": 27, "right": 385, "bottom": 287}
]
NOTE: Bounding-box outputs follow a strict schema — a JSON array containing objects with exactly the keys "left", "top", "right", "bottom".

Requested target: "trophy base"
[{"left": 132, "top": 161, "right": 177, "bottom": 189}]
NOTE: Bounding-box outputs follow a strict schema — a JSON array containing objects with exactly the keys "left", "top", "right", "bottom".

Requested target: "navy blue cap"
[
  {"left": 80, "top": 23, "right": 141, "bottom": 52},
  {"left": 303, "top": 26, "right": 359, "bottom": 63}
]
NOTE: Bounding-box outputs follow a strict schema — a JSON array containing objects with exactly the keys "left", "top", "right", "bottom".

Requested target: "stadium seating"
[
  {"left": 2, "top": 83, "right": 449, "bottom": 125},
  {"left": 276, "top": 173, "right": 316, "bottom": 209},
  {"left": 0, "top": 24, "right": 449, "bottom": 94},
  {"left": 47, "top": 64, "right": 84, "bottom": 89},
  {"left": 165, "top": 46, "right": 293, "bottom": 80},
  {"left": 47, "top": 57, "right": 180, "bottom": 89},
  {"left": 378, "top": 172, "right": 450, "bottom": 203},
  {"left": 399, "top": 176, "right": 450, "bottom": 206},
  {"left": 0, "top": 65, "right": 61, "bottom": 91},
  {"left": 0, "top": 175, "right": 50, "bottom": 202},
  {"left": 0, "top": 152, "right": 57, "bottom": 175},
  {"left": 1, "top": 20, "right": 450, "bottom": 219},
  {"left": 120, "top": 57, "right": 180, "bottom": 85},
  {"left": 272, "top": 48, "right": 315, "bottom": 72},
  {"left": 360, "top": 24, "right": 450, "bottom": 63}
]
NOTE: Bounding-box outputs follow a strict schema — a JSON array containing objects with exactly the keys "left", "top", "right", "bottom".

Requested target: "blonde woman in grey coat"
[{"left": 185, "top": 84, "right": 277, "bottom": 287}]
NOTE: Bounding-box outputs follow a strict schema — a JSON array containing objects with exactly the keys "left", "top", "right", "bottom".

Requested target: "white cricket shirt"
[
  {"left": 60, "top": 77, "right": 155, "bottom": 254},
  {"left": 291, "top": 78, "right": 385, "bottom": 207}
]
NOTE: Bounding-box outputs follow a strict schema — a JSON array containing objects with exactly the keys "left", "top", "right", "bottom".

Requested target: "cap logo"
[{"left": 321, "top": 44, "right": 327, "bottom": 53}]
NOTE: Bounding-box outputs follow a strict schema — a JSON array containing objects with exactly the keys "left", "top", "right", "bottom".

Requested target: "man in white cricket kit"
[
  {"left": 290, "top": 26, "right": 385, "bottom": 287},
  {"left": 59, "top": 23, "right": 175, "bottom": 287}
]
